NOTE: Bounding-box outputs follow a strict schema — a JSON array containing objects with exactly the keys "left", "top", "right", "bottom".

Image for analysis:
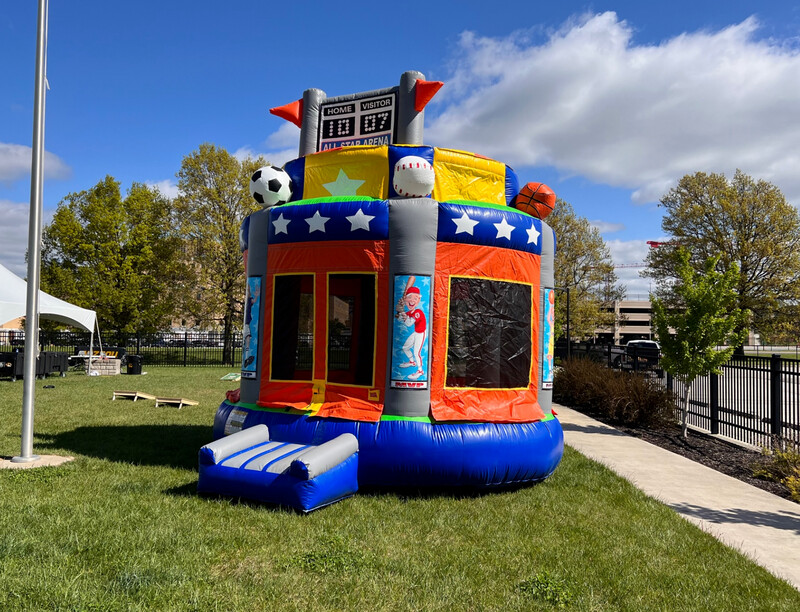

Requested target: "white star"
[
  {"left": 306, "top": 210, "right": 330, "bottom": 233},
  {"left": 272, "top": 213, "right": 290, "bottom": 235},
  {"left": 452, "top": 212, "right": 479, "bottom": 235},
  {"left": 323, "top": 169, "right": 365, "bottom": 196},
  {"left": 526, "top": 224, "right": 541, "bottom": 245},
  {"left": 346, "top": 208, "right": 375, "bottom": 232},
  {"left": 494, "top": 217, "right": 515, "bottom": 240}
]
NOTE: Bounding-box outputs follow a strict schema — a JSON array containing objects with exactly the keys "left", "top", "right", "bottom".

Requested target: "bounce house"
[{"left": 198, "top": 72, "right": 564, "bottom": 511}]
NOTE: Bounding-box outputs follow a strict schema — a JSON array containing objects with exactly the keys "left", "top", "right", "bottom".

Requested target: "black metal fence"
[
  {"left": 664, "top": 354, "right": 800, "bottom": 449},
  {"left": 557, "top": 342, "right": 800, "bottom": 449},
  {"left": 0, "top": 330, "right": 243, "bottom": 368}
]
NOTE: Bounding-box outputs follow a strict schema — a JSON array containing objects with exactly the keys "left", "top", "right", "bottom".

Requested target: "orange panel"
[
  {"left": 430, "top": 242, "right": 544, "bottom": 423},
  {"left": 258, "top": 240, "right": 388, "bottom": 421}
]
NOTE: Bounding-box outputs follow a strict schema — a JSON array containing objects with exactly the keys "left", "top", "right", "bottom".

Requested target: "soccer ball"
[{"left": 249, "top": 166, "right": 292, "bottom": 207}]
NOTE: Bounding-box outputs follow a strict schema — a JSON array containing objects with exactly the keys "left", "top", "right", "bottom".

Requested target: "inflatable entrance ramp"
[{"left": 197, "top": 425, "right": 358, "bottom": 512}]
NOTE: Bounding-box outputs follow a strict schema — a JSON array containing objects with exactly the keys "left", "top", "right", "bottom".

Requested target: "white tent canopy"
[{"left": 0, "top": 262, "right": 96, "bottom": 332}]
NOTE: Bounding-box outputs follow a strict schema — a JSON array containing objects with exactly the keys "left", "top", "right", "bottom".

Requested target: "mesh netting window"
[
  {"left": 327, "top": 274, "right": 376, "bottom": 386},
  {"left": 446, "top": 277, "right": 532, "bottom": 388},
  {"left": 271, "top": 275, "right": 314, "bottom": 380}
]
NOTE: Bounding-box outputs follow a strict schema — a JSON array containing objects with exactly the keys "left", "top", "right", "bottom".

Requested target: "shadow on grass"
[
  {"left": 164, "top": 481, "right": 309, "bottom": 514},
  {"left": 36, "top": 425, "right": 213, "bottom": 470},
  {"left": 359, "top": 480, "right": 537, "bottom": 502}
]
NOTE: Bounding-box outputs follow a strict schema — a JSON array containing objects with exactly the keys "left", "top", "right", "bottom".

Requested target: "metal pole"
[
  {"left": 14, "top": 0, "right": 49, "bottom": 463},
  {"left": 566, "top": 287, "right": 571, "bottom": 359},
  {"left": 770, "top": 354, "right": 783, "bottom": 438}
]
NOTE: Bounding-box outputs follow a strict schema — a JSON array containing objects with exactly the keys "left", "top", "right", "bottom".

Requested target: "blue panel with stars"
[
  {"left": 437, "top": 202, "right": 543, "bottom": 255},
  {"left": 268, "top": 200, "right": 390, "bottom": 244}
]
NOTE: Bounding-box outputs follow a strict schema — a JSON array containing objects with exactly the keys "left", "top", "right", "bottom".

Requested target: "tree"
[
  {"left": 175, "top": 144, "right": 264, "bottom": 363},
  {"left": 41, "top": 177, "right": 187, "bottom": 332},
  {"left": 547, "top": 199, "right": 626, "bottom": 339},
  {"left": 651, "top": 249, "right": 749, "bottom": 438},
  {"left": 645, "top": 170, "right": 800, "bottom": 340}
]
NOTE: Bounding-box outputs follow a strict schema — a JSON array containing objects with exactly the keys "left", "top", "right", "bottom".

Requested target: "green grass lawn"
[{"left": 1, "top": 368, "right": 798, "bottom": 611}]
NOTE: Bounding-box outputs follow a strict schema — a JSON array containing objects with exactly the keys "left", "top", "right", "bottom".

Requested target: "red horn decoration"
[
  {"left": 414, "top": 80, "right": 444, "bottom": 112},
  {"left": 270, "top": 99, "right": 304, "bottom": 128}
]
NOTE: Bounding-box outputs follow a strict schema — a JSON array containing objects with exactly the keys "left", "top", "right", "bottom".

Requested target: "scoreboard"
[{"left": 318, "top": 92, "right": 397, "bottom": 151}]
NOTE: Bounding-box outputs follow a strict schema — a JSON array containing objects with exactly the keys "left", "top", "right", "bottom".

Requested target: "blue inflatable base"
[{"left": 214, "top": 402, "right": 564, "bottom": 488}]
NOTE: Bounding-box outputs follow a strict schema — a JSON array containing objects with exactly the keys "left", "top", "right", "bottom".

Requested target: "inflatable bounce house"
[{"left": 198, "top": 71, "right": 564, "bottom": 511}]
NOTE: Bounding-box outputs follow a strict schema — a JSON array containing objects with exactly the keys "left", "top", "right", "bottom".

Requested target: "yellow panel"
[
  {"left": 303, "top": 145, "right": 389, "bottom": 199},
  {"left": 433, "top": 148, "right": 506, "bottom": 205}
]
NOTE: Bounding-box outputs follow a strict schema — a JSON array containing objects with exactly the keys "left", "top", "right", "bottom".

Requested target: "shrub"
[
  {"left": 554, "top": 357, "right": 675, "bottom": 428},
  {"left": 754, "top": 441, "right": 800, "bottom": 503}
]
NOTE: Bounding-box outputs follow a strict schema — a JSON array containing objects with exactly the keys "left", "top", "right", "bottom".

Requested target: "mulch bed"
[{"left": 577, "top": 411, "right": 795, "bottom": 503}]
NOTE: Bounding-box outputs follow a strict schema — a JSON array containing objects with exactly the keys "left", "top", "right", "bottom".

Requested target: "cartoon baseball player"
[
  {"left": 396, "top": 282, "right": 427, "bottom": 380},
  {"left": 242, "top": 280, "right": 261, "bottom": 369}
]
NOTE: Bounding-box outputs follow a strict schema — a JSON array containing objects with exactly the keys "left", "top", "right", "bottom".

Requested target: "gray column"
[
  {"left": 240, "top": 209, "right": 270, "bottom": 404},
  {"left": 299, "top": 88, "right": 325, "bottom": 157},
  {"left": 539, "top": 222, "right": 555, "bottom": 415},
  {"left": 396, "top": 71, "right": 425, "bottom": 145},
  {"left": 383, "top": 198, "right": 438, "bottom": 417}
]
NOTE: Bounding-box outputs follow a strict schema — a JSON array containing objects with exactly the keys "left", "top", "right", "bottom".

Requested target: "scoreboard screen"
[{"left": 318, "top": 93, "right": 396, "bottom": 151}]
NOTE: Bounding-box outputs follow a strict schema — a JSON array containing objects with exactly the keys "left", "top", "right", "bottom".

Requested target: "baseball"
[{"left": 392, "top": 156, "right": 435, "bottom": 198}]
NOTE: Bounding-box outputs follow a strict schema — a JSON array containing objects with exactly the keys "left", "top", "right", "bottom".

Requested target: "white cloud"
[
  {"left": 606, "top": 239, "right": 658, "bottom": 299},
  {"left": 591, "top": 219, "right": 625, "bottom": 234},
  {"left": 427, "top": 12, "right": 800, "bottom": 205},
  {"left": 145, "top": 179, "right": 180, "bottom": 199},
  {"left": 0, "top": 142, "right": 71, "bottom": 183},
  {"left": 234, "top": 123, "right": 301, "bottom": 168},
  {"left": 0, "top": 199, "right": 54, "bottom": 277}
]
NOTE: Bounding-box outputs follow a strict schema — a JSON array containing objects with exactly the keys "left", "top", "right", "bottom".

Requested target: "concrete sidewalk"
[{"left": 556, "top": 405, "right": 800, "bottom": 590}]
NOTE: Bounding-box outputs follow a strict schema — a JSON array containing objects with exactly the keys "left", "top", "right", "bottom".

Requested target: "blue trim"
[
  {"left": 239, "top": 215, "right": 251, "bottom": 253},
  {"left": 505, "top": 165, "right": 520, "bottom": 205},
  {"left": 284, "top": 157, "right": 305, "bottom": 202},
  {"left": 267, "top": 200, "right": 390, "bottom": 244},
  {"left": 237, "top": 442, "right": 289, "bottom": 470},
  {"left": 213, "top": 402, "right": 563, "bottom": 488},
  {"left": 262, "top": 445, "right": 307, "bottom": 472},
  {"left": 437, "top": 201, "right": 543, "bottom": 255},
  {"left": 218, "top": 442, "right": 271, "bottom": 467},
  {"left": 388, "top": 145, "right": 435, "bottom": 198}
]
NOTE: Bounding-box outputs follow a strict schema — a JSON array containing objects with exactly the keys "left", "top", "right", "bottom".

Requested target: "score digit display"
[
  {"left": 361, "top": 111, "right": 391, "bottom": 135},
  {"left": 318, "top": 93, "right": 396, "bottom": 151},
  {"left": 322, "top": 116, "right": 356, "bottom": 140}
]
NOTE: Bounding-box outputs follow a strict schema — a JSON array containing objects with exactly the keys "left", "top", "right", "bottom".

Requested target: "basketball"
[{"left": 513, "top": 182, "right": 556, "bottom": 219}]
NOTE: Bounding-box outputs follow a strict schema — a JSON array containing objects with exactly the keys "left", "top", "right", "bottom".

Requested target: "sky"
[{"left": 3, "top": 1, "right": 800, "bottom": 297}]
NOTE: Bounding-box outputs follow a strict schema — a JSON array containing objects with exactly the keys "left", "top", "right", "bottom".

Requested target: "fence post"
[
  {"left": 709, "top": 372, "right": 719, "bottom": 435},
  {"left": 770, "top": 354, "right": 783, "bottom": 437},
  {"left": 666, "top": 372, "right": 673, "bottom": 392},
  {"left": 183, "top": 332, "right": 188, "bottom": 368}
]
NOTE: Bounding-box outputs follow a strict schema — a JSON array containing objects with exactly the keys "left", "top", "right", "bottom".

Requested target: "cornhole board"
[
  {"left": 112, "top": 390, "right": 156, "bottom": 402},
  {"left": 197, "top": 425, "right": 359, "bottom": 513},
  {"left": 155, "top": 397, "right": 199, "bottom": 409}
]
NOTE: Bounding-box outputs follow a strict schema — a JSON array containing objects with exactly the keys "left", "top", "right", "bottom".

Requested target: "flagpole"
[{"left": 13, "top": 0, "right": 49, "bottom": 463}]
